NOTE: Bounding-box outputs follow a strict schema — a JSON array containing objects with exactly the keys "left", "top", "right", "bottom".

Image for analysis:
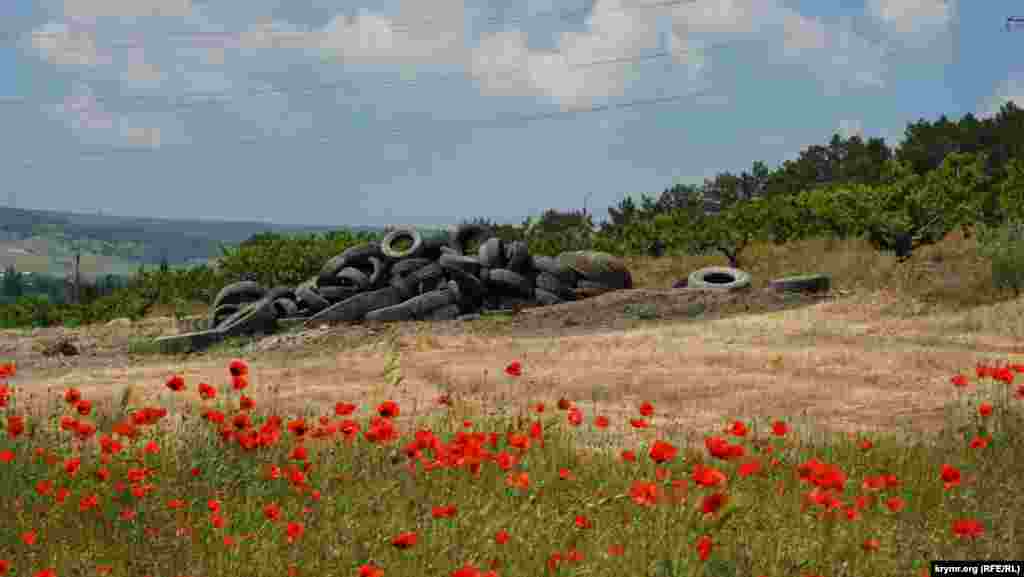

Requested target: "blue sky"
[{"left": 0, "top": 0, "right": 1021, "bottom": 228}]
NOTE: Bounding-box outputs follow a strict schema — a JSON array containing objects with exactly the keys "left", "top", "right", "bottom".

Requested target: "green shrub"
[{"left": 975, "top": 217, "right": 1024, "bottom": 297}]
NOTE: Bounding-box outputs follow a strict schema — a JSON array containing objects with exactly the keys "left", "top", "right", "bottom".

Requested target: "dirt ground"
[{"left": 4, "top": 285, "right": 1023, "bottom": 454}]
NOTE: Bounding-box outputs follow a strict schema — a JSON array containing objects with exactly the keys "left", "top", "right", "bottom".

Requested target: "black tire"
[
  {"left": 487, "top": 268, "right": 535, "bottom": 299},
  {"left": 534, "top": 272, "right": 574, "bottom": 299},
  {"left": 381, "top": 227, "right": 424, "bottom": 260},
  {"left": 392, "top": 261, "right": 444, "bottom": 299},
  {"left": 273, "top": 297, "right": 300, "bottom": 318},
  {"left": 403, "top": 285, "right": 459, "bottom": 318},
  {"left": 389, "top": 258, "right": 433, "bottom": 279},
  {"left": 438, "top": 252, "right": 482, "bottom": 277},
  {"left": 318, "top": 253, "right": 349, "bottom": 285},
  {"left": 317, "top": 285, "right": 362, "bottom": 302},
  {"left": 767, "top": 273, "right": 831, "bottom": 294},
  {"left": 219, "top": 297, "right": 278, "bottom": 337},
  {"left": 478, "top": 238, "right": 505, "bottom": 268},
  {"left": 558, "top": 251, "right": 632, "bottom": 289},
  {"left": 531, "top": 255, "right": 578, "bottom": 286},
  {"left": 440, "top": 261, "right": 486, "bottom": 309},
  {"left": 265, "top": 286, "right": 296, "bottom": 302},
  {"left": 687, "top": 266, "right": 752, "bottom": 291},
  {"left": 212, "top": 281, "right": 265, "bottom": 310},
  {"left": 209, "top": 303, "right": 241, "bottom": 330},
  {"left": 448, "top": 223, "right": 491, "bottom": 255},
  {"left": 534, "top": 288, "right": 563, "bottom": 306},
  {"left": 304, "top": 286, "right": 404, "bottom": 326},
  {"left": 577, "top": 279, "right": 618, "bottom": 291},
  {"left": 504, "top": 240, "right": 531, "bottom": 272},
  {"left": 419, "top": 236, "right": 448, "bottom": 261},
  {"left": 335, "top": 267, "right": 371, "bottom": 290},
  {"left": 295, "top": 281, "right": 330, "bottom": 313}
]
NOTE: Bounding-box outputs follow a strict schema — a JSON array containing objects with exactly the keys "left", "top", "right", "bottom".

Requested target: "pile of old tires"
[{"left": 203, "top": 224, "right": 632, "bottom": 339}]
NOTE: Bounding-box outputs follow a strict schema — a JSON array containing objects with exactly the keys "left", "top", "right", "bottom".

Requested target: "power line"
[
  {"left": 8, "top": 0, "right": 696, "bottom": 46},
  {"left": 54, "top": 85, "right": 721, "bottom": 160}
]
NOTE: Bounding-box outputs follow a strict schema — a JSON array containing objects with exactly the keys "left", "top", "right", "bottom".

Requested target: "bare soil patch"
[{"left": 5, "top": 286, "right": 1022, "bottom": 454}]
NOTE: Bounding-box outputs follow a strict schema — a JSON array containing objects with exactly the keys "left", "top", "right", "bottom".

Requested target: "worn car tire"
[
  {"left": 534, "top": 288, "right": 563, "bottom": 306},
  {"left": 212, "top": 281, "right": 265, "bottom": 310},
  {"left": 381, "top": 227, "right": 425, "bottom": 260},
  {"left": 209, "top": 303, "right": 241, "bottom": 330},
  {"left": 534, "top": 272, "right": 574, "bottom": 299},
  {"left": 504, "top": 240, "right": 531, "bottom": 272},
  {"left": 295, "top": 281, "right": 330, "bottom": 313},
  {"left": 767, "top": 273, "right": 831, "bottom": 294},
  {"left": 335, "top": 267, "right": 371, "bottom": 290},
  {"left": 448, "top": 223, "right": 492, "bottom": 256},
  {"left": 438, "top": 252, "right": 482, "bottom": 277},
  {"left": 487, "top": 268, "right": 534, "bottom": 299},
  {"left": 273, "top": 297, "right": 300, "bottom": 318},
  {"left": 218, "top": 297, "right": 278, "bottom": 337},
  {"left": 317, "top": 285, "right": 362, "bottom": 302},
  {"left": 531, "top": 255, "right": 578, "bottom": 286},
  {"left": 478, "top": 238, "right": 505, "bottom": 268},
  {"left": 305, "top": 286, "right": 405, "bottom": 326},
  {"left": 687, "top": 266, "right": 752, "bottom": 291}
]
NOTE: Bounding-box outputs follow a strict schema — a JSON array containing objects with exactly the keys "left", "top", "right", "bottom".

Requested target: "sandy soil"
[{"left": 4, "top": 286, "right": 1022, "bottom": 454}]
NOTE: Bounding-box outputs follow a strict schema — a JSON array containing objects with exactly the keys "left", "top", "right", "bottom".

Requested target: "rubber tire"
[
  {"left": 273, "top": 297, "right": 300, "bottom": 318},
  {"left": 687, "top": 266, "right": 752, "bottom": 291},
  {"left": 419, "top": 236, "right": 448, "bottom": 261},
  {"left": 440, "top": 261, "right": 486, "bottom": 310},
  {"left": 305, "top": 286, "right": 404, "bottom": 326},
  {"left": 531, "top": 255, "right": 578, "bottom": 286},
  {"left": 576, "top": 280, "right": 618, "bottom": 291},
  {"left": 212, "top": 281, "right": 265, "bottom": 310},
  {"left": 439, "top": 252, "right": 482, "bottom": 277},
  {"left": 218, "top": 297, "right": 278, "bottom": 337},
  {"left": 335, "top": 267, "right": 371, "bottom": 290},
  {"left": 768, "top": 273, "right": 831, "bottom": 294},
  {"left": 317, "top": 285, "right": 362, "bottom": 302},
  {"left": 296, "top": 281, "right": 331, "bottom": 313},
  {"left": 318, "top": 253, "right": 350, "bottom": 286},
  {"left": 448, "top": 223, "right": 492, "bottom": 256},
  {"left": 381, "top": 228, "right": 424, "bottom": 260},
  {"left": 209, "top": 303, "right": 241, "bottom": 330},
  {"left": 487, "top": 269, "right": 535, "bottom": 299},
  {"left": 504, "top": 240, "right": 531, "bottom": 272},
  {"left": 477, "top": 238, "right": 505, "bottom": 268},
  {"left": 364, "top": 302, "right": 417, "bottom": 323},
  {"left": 265, "top": 286, "right": 296, "bottom": 302},
  {"left": 534, "top": 288, "right": 563, "bottom": 306},
  {"left": 535, "top": 272, "right": 574, "bottom": 299},
  {"left": 390, "top": 258, "right": 433, "bottom": 279},
  {"left": 404, "top": 285, "right": 459, "bottom": 319},
  {"left": 391, "top": 261, "right": 444, "bottom": 299}
]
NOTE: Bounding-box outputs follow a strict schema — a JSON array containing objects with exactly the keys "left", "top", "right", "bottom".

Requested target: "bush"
[{"left": 975, "top": 217, "right": 1024, "bottom": 297}]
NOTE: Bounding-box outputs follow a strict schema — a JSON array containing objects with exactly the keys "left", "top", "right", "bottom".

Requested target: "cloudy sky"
[{"left": 0, "top": 0, "right": 1020, "bottom": 228}]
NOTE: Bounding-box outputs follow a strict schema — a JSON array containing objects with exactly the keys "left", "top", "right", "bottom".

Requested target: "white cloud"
[
  {"left": 63, "top": 0, "right": 192, "bottom": 19},
  {"left": 470, "top": 0, "right": 664, "bottom": 110},
  {"left": 978, "top": 76, "right": 1024, "bottom": 118},
  {"left": 32, "top": 22, "right": 111, "bottom": 67},
  {"left": 867, "top": 0, "right": 951, "bottom": 35},
  {"left": 312, "top": 0, "right": 468, "bottom": 66}
]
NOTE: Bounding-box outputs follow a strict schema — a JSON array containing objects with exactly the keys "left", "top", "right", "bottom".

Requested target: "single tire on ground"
[
  {"left": 212, "top": 281, "right": 265, "bottom": 310},
  {"left": 381, "top": 227, "right": 425, "bottom": 260},
  {"left": 767, "top": 273, "right": 831, "bottom": 294},
  {"left": 687, "top": 266, "right": 752, "bottom": 291}
]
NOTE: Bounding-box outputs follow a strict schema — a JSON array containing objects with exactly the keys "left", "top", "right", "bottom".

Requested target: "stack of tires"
[{"left": 201, "top": 224, "right": 633, "bottom": 339}]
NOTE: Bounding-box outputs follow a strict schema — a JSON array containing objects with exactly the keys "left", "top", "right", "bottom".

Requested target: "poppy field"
[{"left": 0, "top": 351, "right": 1022, "bottom": 577}]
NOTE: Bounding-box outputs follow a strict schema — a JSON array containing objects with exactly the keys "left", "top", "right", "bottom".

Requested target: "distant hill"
[{"left": 0, "top": 205, "right": 392, "bottom": 280}]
